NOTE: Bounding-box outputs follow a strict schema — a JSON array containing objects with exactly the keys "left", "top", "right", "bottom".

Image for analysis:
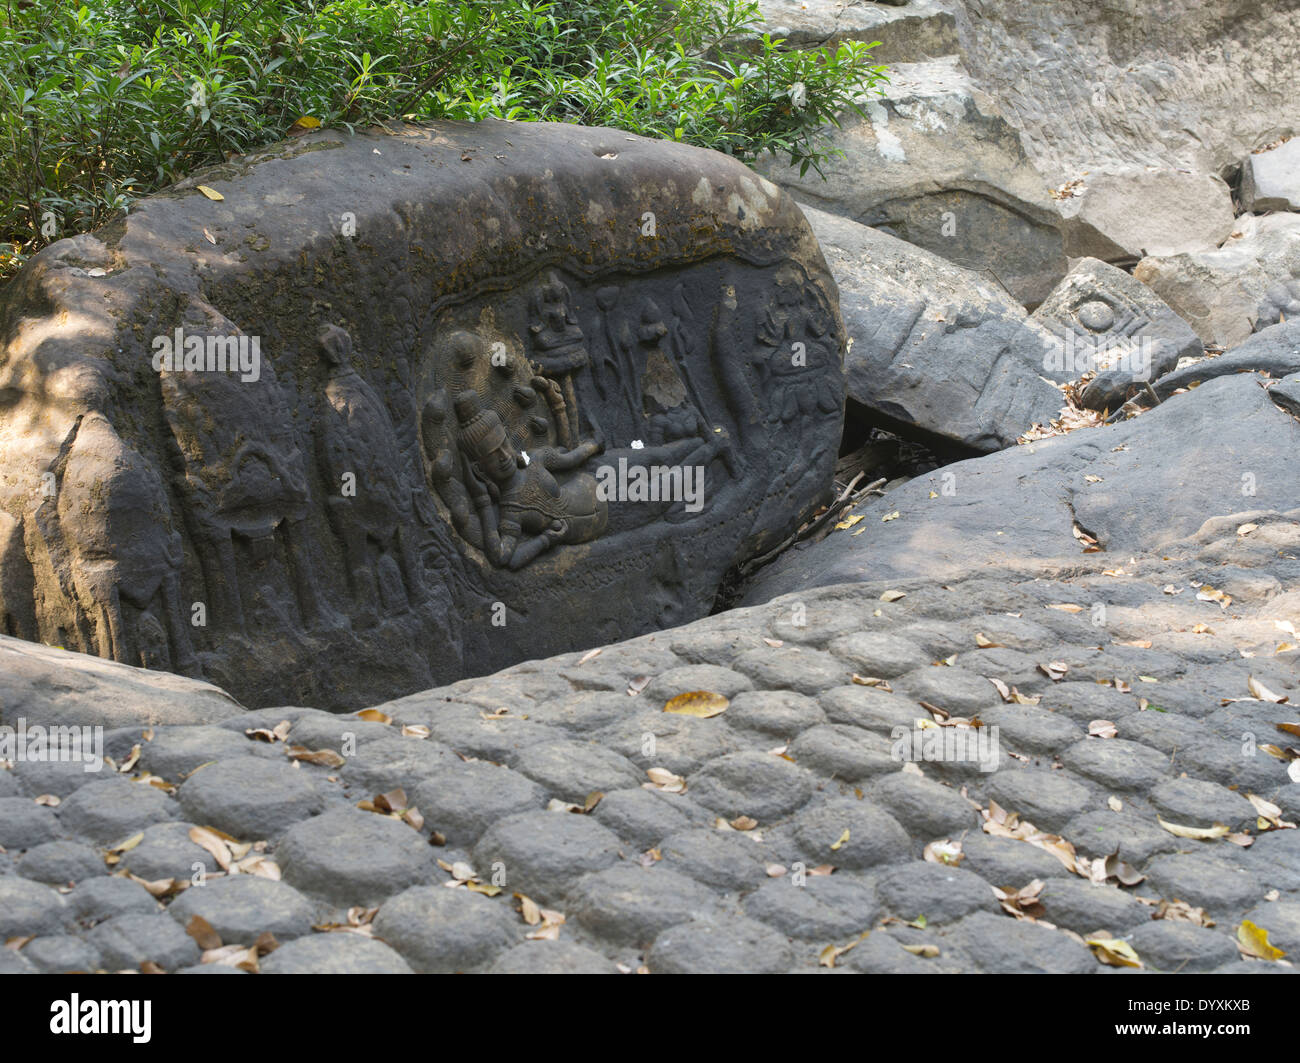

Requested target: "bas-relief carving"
[{"left": 1, "top": 256, "right": 838, "bottom": 698}]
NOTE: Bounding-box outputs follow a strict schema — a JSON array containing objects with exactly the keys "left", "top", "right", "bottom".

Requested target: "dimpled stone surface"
[
  {"left": 987, "top": 770, "right": 1094, "bottom": 832},
  {"left": 168, "top": 875, "right": 316, "bottom": 943},
  {"left": 0, "top": 877, "right": 68, "bottom": 938},
  {"left": 688, "top": 751, "right": 814, "bottom": 820},
  {"left": 790, "top": 800, "right": 911, "bottom": 870},
  {"left": 277, "top": 807, "right": 433, "bottom": 906},
  {"left": 57, "top": 778, "right": 182, "bottom": 843},
  {"left": 568, "top": 863, "right": 720, "bottom": 946},
  {"left": 472, "top": 811, "right": 622, "bottom": 906},
  {"left": 648, "top": 916, "right": 794, "bottom": 973},
  {"left": 260, "top": 933, "right": 414, "bottom": 974},
  {"left": 88, "top": 913, "right": 199, "bottom": 972},
  {"left": 371, "top": 885, "right": 521, "bottom": 973},
  {"left": 3, "top": 512, "right": 1297, "bottom": 974},
  {"left": 0, "top": 797, "right": 61, "bottom": 849},
  {"left": 179, "top": 757, "right": 325, "bottom": 839}
]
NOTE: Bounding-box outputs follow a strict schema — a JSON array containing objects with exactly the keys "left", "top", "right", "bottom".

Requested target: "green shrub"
[{"left": 0, "top": 0, "right": 886, "bottom": 284}]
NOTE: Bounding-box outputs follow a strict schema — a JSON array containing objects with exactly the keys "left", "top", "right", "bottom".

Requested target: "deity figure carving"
[
  {"left": 453, "top": 389, "right": 606, "bottom": 570},
  {"left": 40, "top": 412, "right": 197, "bottom": 672},
  {"left": 161, "top": 336, "right": 338, "bottom": 636},
  {"left": 317, "top": 324, "right": 430, "bottom": 626},
  {"left": 528, "top": 271, "right": 598, "bottom": 447}
]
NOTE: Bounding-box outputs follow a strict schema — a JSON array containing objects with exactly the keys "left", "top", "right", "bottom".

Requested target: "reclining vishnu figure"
[{"left": 454, "top": 389, "right": 608, "bottom": 569}]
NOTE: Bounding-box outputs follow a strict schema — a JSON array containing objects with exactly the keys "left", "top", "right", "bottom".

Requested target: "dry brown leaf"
[
  {"left": 1157, "top": 817, "right": 1229, "bottom": 840},
  {"left": 286, "top": 745, "right": 346, "bottom": 768},
  {"left": 1087, "top": 934, "right": 1143, "bottom": 969},
  {"left": 1237, "top": 920, "right": 1286, "bottom": 961},
  {"left": 1248, "top": 676, "right": 1288, "bottom": 703},
  {"left": 356, "top": 708, "right": 392, "bottom": 724},
  {"left": 664, "top": 690, "right": 729, "bottom": 718},
  {"left": 186, "top": 914, "right": 223, "bottom": 950}
]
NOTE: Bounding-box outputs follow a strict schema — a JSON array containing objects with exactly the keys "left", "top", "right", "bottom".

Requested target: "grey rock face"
[
  {"left": 1135, "top": 214, "right": 1300, "bottom": 348},
  {"left": 1242, "top": 139, "right": 1300, "bottom": 213},
  {"left": 743, "top": 374, "right": 1300, "bottom": 598},
  {"left": 1031, "top": 258, "right": 1201, "bottom": 411},
  {"left": 801, "top": 205, "right": 1064, "bottom": 453},
  {"left": 0, "top": 121, "right": 843, "bottom": 711},
  {"left": 1055, "top": 170, "right": 1235, "bottom": 263},
  {"left": 759, "top": 61, "right": 1069, "bottom": 307}
]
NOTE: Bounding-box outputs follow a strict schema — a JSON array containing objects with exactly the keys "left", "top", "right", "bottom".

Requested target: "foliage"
[{"left": 0, "top": 0, "right": 887, "bottom": 283}]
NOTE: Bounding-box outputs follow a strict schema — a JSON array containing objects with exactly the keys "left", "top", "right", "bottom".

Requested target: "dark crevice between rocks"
[{"left": 711, "top": 398, "right": 957, "bottom": 612}]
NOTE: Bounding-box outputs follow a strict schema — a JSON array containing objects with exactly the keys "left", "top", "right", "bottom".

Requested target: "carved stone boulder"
[{"left": 0, "top": 122, "right": 844, "bottom": 709}]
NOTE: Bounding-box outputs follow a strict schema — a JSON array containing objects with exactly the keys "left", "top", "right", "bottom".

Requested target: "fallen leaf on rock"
[
  {"left": 830, "top": 828, "right": 850, "bottom": 851},
  {"left": 851, "top": 674, "right": 891, "bottom": 691},
  {"left": 994, "top": 879, "right": 1046, "bottom": 919},
  {"left": 1089, "top": 720, "right": 1118, "bottom": 738},
  {"left": 578, "top": 647, "right": 603, "bottom": 665},
  {"left": 644, "top": 767, "right": 686, "bottom": 793},
  {"left": 835, "top": 514, "right": 864, "bottom": 530},
  {"left": 246, "top": 720, "right": 292, "bottom": 743},
  {"left": 401, "top": 724, "right": 430, "bottom": 739},
  {"left": 526, "top": 907, "right": 566, "bottom": 941},
  {"left": 1246, "top": 793, "right": 1296, "bottom": 830},
  {"left": 1038, "top": 661, "right": 1069, "bottom": 681},
  {"left": 196, "top": 185, "right": 224, "bottom": 201},
  {"left": 730, "top": 815, "right": 758, "bottom": 831},
  {"left": 626, "top": 675, "right": 651, "bottom": 696},
  {"left": 466, "top": 881, "right": 502, "bottom": 897},
  {"left": 974, "top": 633, "right": 1002, "bottom": 648},
  {"left": 186, "top": 915, "right": 223, "bottom": 950},
  {"left": 881, "top": 511, "right": 900, "bottom": 522},
  {"left": 1237, "top": 920, "right": 1285, "bottom": 961},
  {"left": 765, "top": 863, "right": 786, "bottom": 878},
  {"left": 286, "top": 745, "right": 345, "bottom": 768},
  {"left": 188, "top": 826, "right": 232, "bottom": 870},
  {"left": 355, "top": 709, "right": 392, "bottom": 724},
  {"left": 1157, "top": 817, "right": 1229, "bottom": 840},
  {"left": 1087, "top": 935, "right": 1143, "bottom": 968},
  {"left": 1108, "top": 796, "right": 1123, "bottom": 812},
  {"left": 664, "top": 691, "right": 729, "bottom": 718},
  {"left": 923, "top": 839, "right": 963, "bottom": 866},
  {"left": 1196, "top": 585, "right": 1232, "bottom": 609},
  {"left": 1047, "top": 603, "right": 1084, "bottom": 613},
  {"left": 880, "top": 590, "right": 907, "bottom": 602},
  {"left": 1247, "top": 676, "right": 1288, "bottom": 703},
  {"left": 34, "top": 794, "right": 59, "bottom": 807},
  {"left": 819, "top": 932, "right": 868, "bottom": 968},
  {"left": 1237, "top": 523, "right": 1259, "bottom": 536},
  {"left": 123, "top": 872, "right": 183, "bottom": 898},
  {"left": 1155, "top": 899, "right": 1213, "bottom": 926},
  {"left": 902, "top": 944, "right": 939, "bottom": 958},
  {"left": 1115, "top": 639, "right": 1152, "bottom": 649},
  {"left": 1104, "top": 852, "right": 1145, "bottom": 886}
]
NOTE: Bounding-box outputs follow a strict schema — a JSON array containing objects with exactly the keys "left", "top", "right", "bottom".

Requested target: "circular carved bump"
[
  {"left": 528, "top": 416, "right": 549, "bottom": 437},
  {"left": 1075, "top": 300, "right": 1115, "bottom": 332},
  {"left": 512, "top": 384, "right": 537, "bottom": 408}
]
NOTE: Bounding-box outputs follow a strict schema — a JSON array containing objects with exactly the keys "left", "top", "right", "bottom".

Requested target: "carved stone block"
[{"left": 0, "top": 122, "right": 844, "bottom": 709}]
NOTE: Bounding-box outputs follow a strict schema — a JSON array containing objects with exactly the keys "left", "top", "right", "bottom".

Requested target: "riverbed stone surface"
[{"left": 0, "top": 518, "right": 1296, "bottom": 975}]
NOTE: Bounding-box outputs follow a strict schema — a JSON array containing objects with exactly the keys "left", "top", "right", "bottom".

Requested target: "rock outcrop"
[{"left": 0, "top": 122, "right": 845, "bottom": 709}]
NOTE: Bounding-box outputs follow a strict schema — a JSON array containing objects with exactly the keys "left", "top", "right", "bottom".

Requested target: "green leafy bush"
[{"left": 0, "top": 0, "right": 886, "bottom": 283}]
